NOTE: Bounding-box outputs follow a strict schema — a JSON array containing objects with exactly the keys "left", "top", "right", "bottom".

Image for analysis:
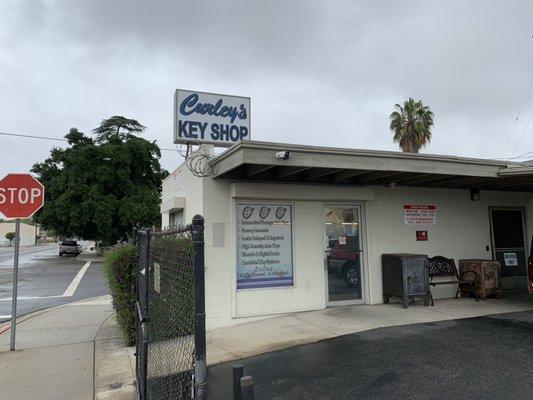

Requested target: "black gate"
[{"left": 134, "top": 215, "right": 207, "bottom": 400}]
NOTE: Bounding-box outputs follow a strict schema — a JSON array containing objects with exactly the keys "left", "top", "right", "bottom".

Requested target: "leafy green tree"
[
  {"left": 93, "top": 116, "right": 146, "bottom": 143},
  {"left": 5, "top": 232, "right": 15, "bottom": 246},
  {"left": 389, "top": 98, "right": 434, "bottom": 153},
  {"left": 32, "top": 117, "right": 168, "bottom": 245}
]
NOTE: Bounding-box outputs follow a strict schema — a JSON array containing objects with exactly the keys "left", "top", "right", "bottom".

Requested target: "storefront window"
[{"left": 169, "top": 210, "right": 183, "bottom": 228}]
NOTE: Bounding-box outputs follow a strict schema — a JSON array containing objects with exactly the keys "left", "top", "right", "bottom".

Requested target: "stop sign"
[{"left": 0, "top": 174, "right": 44, "bottom": 219}]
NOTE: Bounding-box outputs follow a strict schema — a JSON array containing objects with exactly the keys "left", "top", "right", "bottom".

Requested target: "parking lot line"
[{"left": 62, "top": 261, "right": 91, "bottom": 297}]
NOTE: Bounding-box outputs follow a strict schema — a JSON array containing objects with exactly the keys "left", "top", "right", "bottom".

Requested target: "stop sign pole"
[
  {"left": 10, "top": 219, "right": 21, "bottom": 351},
  {"left": 0, "top": 174, "right": 44, "bottom": 351}
]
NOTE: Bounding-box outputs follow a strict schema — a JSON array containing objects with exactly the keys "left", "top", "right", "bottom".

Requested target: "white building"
[
  {"left": 161, "top": 141, "right": 533, "bottom": 330},
  {"left": 0, "top": 221, "right": 38, "bottom": 247}
]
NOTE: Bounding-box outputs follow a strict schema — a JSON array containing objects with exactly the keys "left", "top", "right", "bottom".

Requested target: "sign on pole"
[
  {"left": 174, "top": 89, "right": 251, "bottom": 147},
  {"left": 0, "top": 174, "right": 45, "bottom": 219},
  {"left": 0, "top": 174, "right": 45, "bottom": 351}
]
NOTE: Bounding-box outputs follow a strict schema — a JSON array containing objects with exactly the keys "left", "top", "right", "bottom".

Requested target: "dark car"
[{"left": 327, "top": 235, "right": 361, "bottom": 287}]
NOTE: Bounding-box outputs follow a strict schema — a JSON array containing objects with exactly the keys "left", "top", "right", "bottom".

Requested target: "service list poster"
[{"left": 236, "top": 203, "right": 293, "bottom": 289}]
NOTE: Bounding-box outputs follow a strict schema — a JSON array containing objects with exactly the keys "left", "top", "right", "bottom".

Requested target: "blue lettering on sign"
[
  {"left": 178, "top": 121, "right": 208, "bottom": 139},
  {"left": 179, "top": 93, "right": 248, "bottom": 124}
]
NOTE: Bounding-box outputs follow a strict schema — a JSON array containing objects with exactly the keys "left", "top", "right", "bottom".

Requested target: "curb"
[
  {"left": 0, "top": 295, "right": 112, "bottom": 336},
  {"left": 0, "top": 306, "right": 62, "bottom": 336}
]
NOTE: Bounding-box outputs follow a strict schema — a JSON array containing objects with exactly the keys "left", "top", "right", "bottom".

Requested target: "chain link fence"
[{"left": 134, "top": 215, "right": 207, "bottom": 400}]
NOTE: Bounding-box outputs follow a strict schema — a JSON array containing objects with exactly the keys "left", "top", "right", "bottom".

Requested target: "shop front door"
[
  {"left": 324, "top": 205, "right": 364, "bottom": 304},
  {"left": 490, "top": 208, "right": 528, "bottom": 291}
]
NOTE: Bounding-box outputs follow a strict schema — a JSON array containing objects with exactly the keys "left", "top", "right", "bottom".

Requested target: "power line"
[
  {"left": 510, "top": 111, "right": 533, "bottom": 158},
  {"left": 2, "top": 130, "right": 531, "bottom": 161},
  {"left": 0, "top": 131, "right": 182, "bottom": 152},
  {"left": 0, "top": 131, "right": 67, "bottom": 142},
  {"left": 495, "top": 150, "right": 533, "bottom": 160},
  {"left": 501, "top": 76, "right": 533, "bottom": 158}
]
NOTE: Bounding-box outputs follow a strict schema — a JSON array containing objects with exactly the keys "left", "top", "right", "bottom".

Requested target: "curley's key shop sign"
[{"left": 174, "top": 89, "right": 251, "bottom": 146}]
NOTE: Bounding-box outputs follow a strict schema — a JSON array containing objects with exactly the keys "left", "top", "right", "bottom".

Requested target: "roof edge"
[{"left": 212, "top": 140, "right": 522, "bottom": 168}]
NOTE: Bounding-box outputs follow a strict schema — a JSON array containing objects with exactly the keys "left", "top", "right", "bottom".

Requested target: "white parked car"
[{"left": 59, "top": 240, "right": 81, "bottom": 257}]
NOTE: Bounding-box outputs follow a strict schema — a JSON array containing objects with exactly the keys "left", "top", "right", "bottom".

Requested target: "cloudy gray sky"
[{"left": 1, "top": 0, "right": 533, "bottom": 178}]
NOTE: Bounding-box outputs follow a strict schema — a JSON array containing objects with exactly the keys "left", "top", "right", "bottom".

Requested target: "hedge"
[{"left": 103, "top": 244, "right": 138, "bottom": 346}]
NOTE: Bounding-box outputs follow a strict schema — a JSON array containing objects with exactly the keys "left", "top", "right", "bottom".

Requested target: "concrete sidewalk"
[
  {"left": 78, "top": 250, "right": 105, "bottom": 263},
  {"left": 207, "top": 293, "right": 533, "bottom": 365},
  {"left": 0, "top": 296, "right": 136, "bottom": 400}
]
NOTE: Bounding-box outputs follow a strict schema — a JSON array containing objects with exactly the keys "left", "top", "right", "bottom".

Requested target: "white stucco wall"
[
  {"left": 162, "top": 175, "right": 533, "bottom": 330},
  {"left": 366, "top": 187, "right": 532, "bottom": 302},
  {"left": 0, "top": 222, "right": 37, "bottom": 247},
  {"left": 161, "top": 162, "right": 204, "bottom": 227}
]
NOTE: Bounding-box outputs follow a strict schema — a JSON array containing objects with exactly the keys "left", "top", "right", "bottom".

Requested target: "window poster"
[
  {"left": 503, "top": 252, "right": 518, "bottom": 267},
  {"left": 236, "top": 203, "right": 293, "bottom": 289}
]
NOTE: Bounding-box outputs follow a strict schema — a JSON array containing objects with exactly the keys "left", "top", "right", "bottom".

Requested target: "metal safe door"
[{"left": 403, "top": 257, "right": 428, "bottom": 296}]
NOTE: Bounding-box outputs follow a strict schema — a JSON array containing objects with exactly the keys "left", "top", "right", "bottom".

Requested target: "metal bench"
[{"left": 427, "top": 256, "right": 478, "bottom": 305}]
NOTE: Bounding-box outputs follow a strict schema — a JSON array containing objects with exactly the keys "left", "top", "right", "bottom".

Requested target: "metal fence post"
[
  {"left": 192, "top": 215, "right": 207, "bottom": 399},
  {"left": 142, "top": 228, "right": 150, "bottom": 400},
  {"left": 144, "top": 229, "right": 151, "bottom": 316},
  {"left": 240, "top": 376, "right": 255, "bottom": 400}
]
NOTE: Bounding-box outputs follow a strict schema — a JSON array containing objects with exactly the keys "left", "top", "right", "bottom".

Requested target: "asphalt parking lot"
[
  {"left": 0, "top": 245, "right": 108, "bottom": 322},
  {"left": 209, "top": 310, "right": 533, "bottom": 400}
]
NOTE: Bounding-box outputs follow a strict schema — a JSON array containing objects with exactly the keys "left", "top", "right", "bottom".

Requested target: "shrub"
[
  {"left": 5, "top": 232, "right": 15, "bottom": 246},
  {"left": 103, "top": 244, "right": 137, "bottom": 345}
]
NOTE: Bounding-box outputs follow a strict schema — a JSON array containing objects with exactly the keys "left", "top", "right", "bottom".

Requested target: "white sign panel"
[
  {"left": 174, "top": 89, "right": 251, "bottom": 146},
  {"left": 236, "top": 203, "right": 293, "bottom": 289},
  {"left": 153, "top": 262, "right": 161, "bottom": 293},
  {"left": 404, "top": 205, "right": 436, "bottom": 225},
  {"left": 503, "top": 252, "right": 518, "bottom": 267}
]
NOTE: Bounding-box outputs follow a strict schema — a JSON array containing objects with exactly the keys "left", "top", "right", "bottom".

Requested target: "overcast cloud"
[{"left": 1, "top": 0, "right": 533, "bottom": 177}]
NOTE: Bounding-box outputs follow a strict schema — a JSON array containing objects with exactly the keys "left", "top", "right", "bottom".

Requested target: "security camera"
[{"left": 275, "top": 151, "right": 291, "bottom": 160}]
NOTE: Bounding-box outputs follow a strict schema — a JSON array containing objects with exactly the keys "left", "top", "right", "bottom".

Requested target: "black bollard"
[{"left": 233, "top": 364, "right": 244, "bottom": 400}]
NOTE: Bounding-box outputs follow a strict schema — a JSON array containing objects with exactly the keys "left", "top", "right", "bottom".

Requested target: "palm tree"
[{"left": 389, "top": 98, "right": 434, "bottom": 153}]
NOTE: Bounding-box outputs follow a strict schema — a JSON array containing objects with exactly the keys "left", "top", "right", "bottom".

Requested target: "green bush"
[
  {"left": 5, "top": 232, "right": 15, "bottom": 246},
  {"left": 103, "top": 244, "right": 137, "bottom": 345}
]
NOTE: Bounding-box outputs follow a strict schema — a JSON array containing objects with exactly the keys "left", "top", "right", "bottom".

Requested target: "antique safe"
[
  {"left": 458, "top": 259, "right": 501, "bottom": 300},
  {"left": 382, "top": 254, "right": 431, "bottom": 308}
]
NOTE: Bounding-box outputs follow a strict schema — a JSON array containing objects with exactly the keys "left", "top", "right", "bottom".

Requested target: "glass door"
[
  {"left": 324, "top": 206, "right": 364, "bottom": 303},
  {"left": 490, "top": 208, "right": 528, "bottom": 280}
]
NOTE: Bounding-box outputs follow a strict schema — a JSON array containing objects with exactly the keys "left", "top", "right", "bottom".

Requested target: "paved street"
[
  {"left": 209, "top": 310, "right": 533, "bottom": 400},
  {"left": 0, "top": 245, "right": 108, "bottom": 322}
]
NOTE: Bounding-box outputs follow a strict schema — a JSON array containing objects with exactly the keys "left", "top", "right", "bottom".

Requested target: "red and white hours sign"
[
  {"left": 404, "top": 204, "right": 436, "bottom": 225},
  {"left": 0, "top": 174, "right": 45, "bottom": 219}
]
